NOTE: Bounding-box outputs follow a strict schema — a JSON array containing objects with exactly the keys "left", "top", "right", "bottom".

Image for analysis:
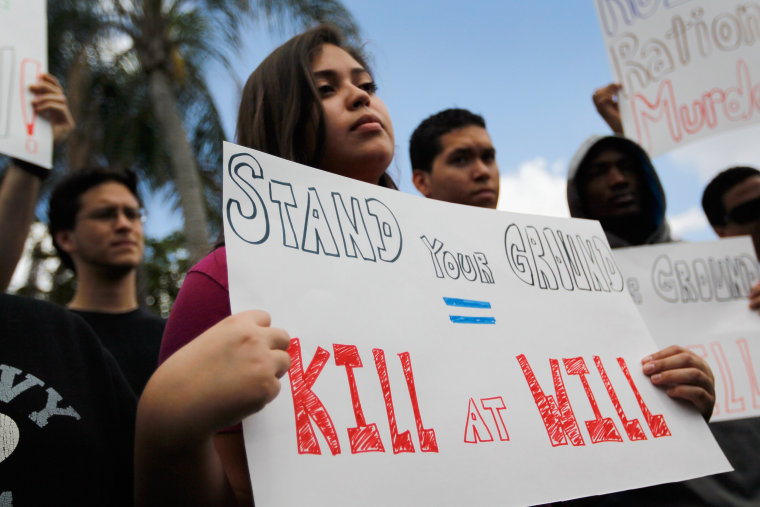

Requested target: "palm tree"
[{"left": 74, "top": 0, "right": 360, "bottom": 263}]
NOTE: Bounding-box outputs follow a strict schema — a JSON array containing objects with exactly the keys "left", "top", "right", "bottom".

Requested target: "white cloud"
[
  {"left": 496, "top": 158, "right": 717, "bottom": 242},
  {"left": 97, "top": 33, "right": 135, "bottom": 67},
  {"left": 496, "top": 157, "right": 569, "bottom": 218},
  {"left": 667, "top": 206, "right": 711, "bottom": 239},
  {"left": 665, "top": 124, "right": 760, "bottom": 183}
]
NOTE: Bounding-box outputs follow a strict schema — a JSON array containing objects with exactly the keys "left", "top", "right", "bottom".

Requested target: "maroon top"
[
  {"left": 158, "top": 246, "right": 240, "bottom": 432},
  {"left": 159, "top": 247, "right": 231, "bottom": 364}
]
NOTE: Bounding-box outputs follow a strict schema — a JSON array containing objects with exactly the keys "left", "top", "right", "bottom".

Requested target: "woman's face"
[{"left": 311, "top": 43, "right": 394, "bottom": 184}]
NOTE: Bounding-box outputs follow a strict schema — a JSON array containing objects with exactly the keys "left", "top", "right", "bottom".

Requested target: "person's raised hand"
[
  {"left": 593, "top": 82, "right": 623, "bottom": 134},
  {"left": 29, "top": 73, "right": 75, "bottom": 145}
]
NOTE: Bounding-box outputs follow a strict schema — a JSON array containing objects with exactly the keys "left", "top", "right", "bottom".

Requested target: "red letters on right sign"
[{"left": 518, "top": 354, "right": 671, "bottom": 446}]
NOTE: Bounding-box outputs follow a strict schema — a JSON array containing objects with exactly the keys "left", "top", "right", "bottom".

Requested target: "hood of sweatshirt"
[{"left": 566, "top": 135, "right": 673, "bottom": 248}]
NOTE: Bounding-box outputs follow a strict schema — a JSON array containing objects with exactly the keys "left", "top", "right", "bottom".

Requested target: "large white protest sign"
[
  {"left": 222, "top": 142, "right": 730, "bottom": 506},
  {"left": 0, "top": 0, "right": 51, "bottom": 168},
  {"left": 615, "top": 238, "right": 760, "bottom": 422},
  {"left": 595, "top": 0, "right": 760, "bottom": 157}
]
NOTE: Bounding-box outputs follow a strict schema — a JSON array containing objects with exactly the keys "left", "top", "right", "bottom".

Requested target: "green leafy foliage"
[{"left": 142, "top": 230, "right": 193, "bottom": 317}]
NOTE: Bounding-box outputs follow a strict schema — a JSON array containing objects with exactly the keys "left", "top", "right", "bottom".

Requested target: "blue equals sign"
[{"left": 443, "top": 297, "right": 495, "bottom": 324}]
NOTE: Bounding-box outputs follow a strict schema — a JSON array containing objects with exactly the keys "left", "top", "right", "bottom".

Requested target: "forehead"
[
  {"left": 78, "top": 181, "right": 138, "bottom": 209},
  {"left": 438, "top": 125, "right": 493, "bottom": 153},
  {"left": 588, "top": 147, "right": 626, "bottom": 165},
  {"left": 723, "top": 175, "right": 760, "bottom": 209},
  {"left": 311, "top": 43, "right": 365, "bottom": 73}
]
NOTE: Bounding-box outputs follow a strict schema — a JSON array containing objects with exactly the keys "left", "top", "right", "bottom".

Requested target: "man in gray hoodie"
[
  {"left": 564, "top": 87, "right": 760, "bottom": 506},
  {"left": 566, "top": 134, "right": 672, "bottom": 248}
]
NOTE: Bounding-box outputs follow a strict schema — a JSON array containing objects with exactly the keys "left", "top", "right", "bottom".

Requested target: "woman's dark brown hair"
[
  {"left": 235, "top": 24, "right": 396, "bottom": 188},
  {"left": 235, "top": 25, "right": 363, "bottom": 168}
]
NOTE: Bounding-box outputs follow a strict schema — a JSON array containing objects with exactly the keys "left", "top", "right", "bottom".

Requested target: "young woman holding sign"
[
  {"left": 135, "top": 25, "right": 716, "bottom": 506},
  {"left": 136, "top": 25, "right": 395, "bottom": 506}
]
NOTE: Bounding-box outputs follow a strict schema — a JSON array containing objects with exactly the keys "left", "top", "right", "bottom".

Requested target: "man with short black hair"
[
  {"left": 0, "top": 76, "right": 136, "bottom": 505},
  {"left": 48, "top": 168, "right": 164, "bottom": 394},
  {"left": 409, "top": 108, "right": 500, "bottom": 209},
  {"left": 702, "top": 166, "right": 760, "bottom": 257},
  {"left": 702, "top": 166, "right": 760, "bottom": 316}
]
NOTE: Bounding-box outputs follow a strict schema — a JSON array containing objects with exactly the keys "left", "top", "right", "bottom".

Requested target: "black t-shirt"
[
  {"left": 72, "top": 308, "right": 165, "bottom": 396},
  {"left": 0, "top": 294, "right": 136, "bottom": 506}
]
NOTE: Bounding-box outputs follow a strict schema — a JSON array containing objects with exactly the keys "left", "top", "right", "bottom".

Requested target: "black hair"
[
  {"left": 702, "top": 166, "right": 760, "bottom": 227},
  {"left": 409, "top": 108, "right": 486, "bottom": 173},
  {"left": 48, "top": 167, "right": 141, "bottom": 270}
]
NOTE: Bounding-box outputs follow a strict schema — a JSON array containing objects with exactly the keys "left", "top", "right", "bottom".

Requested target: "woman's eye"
[
  {"left": 360, "top": 81, "right": 377, "bottom": 94},
  {"left": 317, "top": 84, "right": 334, "bottom": 96}
]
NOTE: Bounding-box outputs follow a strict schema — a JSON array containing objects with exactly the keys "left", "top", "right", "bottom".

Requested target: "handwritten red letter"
[
  {"left": 481, "top": 396, "right": 510, "bottom": 441},
  {"left": 464, "top": 397, "right": 493, "bottom": 443},
  {"left": 373, "top": 348, "right": 415, "bottom": 453},
  {"left": 737, "top": 338, "right": 760, "bottom": 410},
  {"left": 288, "top": 338, "right": 341, "bottom": 455},
  {"left": 517, "top": 354, "right": 585, "bottom": 447},
  {"left": 399, "top": 352, "right": 438, "bottom": 452},
  {"left": 594, "top": 356, "right": 646, "bottom": 441},
  {"left": 564, "top": 357, "right": 622, "bottom": 443},
  {"left": 334, "top": 344, "right": 385, "bottom": 453},
  {"left": 711, "top": 342, "right": 745, "bottom": 414},
  {"left": 617, "top": 357, "right": 671, "bottom": 438}
]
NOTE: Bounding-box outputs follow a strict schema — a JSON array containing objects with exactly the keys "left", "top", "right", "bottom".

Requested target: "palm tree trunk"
[
  {"left": 66, "top": 49, "right": 97, "bottom": 172},
  {"left": 146, "top": 68, "right": 210, "bottom": 263}
]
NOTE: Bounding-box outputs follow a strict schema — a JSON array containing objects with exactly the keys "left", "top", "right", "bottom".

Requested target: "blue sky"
[{"left": 146, "top": 0, "right": 760, "bottom": 243}]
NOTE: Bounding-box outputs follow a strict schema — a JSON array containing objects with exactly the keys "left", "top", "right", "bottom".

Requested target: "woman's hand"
[{"left": 135, "top": 310, "right": 291, "bottom": 506}]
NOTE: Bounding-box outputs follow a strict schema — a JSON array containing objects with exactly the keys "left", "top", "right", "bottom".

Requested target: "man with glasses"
[
  {"left": 702, "top": 166, "right": 760, "bottom": 315},
  {"left": 48, "top": 167, "right": 164, "bottom": 395},
  {"left": 702, "top": 166, "right": 760, "bottom": 257},
  {"left": 1, "top": 78, "right": 139, "bottom": 504},
  {"left": 696, "top": 164, "right": 760, "bottom": 507}
]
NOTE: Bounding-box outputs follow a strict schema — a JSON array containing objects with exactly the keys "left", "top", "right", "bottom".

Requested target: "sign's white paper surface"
[
  {"left": 615, "top": 237, "right": 760, "bottom": 422},
  {"left": 222, "top": 142, "right": 731, "bottom": 506},
  {"left": 595, "top": 1, "right": 760, "bottom": 157},
  {"left": 0, "top": 0, "right": 51, "bottom": 168}
]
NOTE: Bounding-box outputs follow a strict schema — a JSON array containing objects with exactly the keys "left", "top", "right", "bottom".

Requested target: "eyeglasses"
[
  {"left": 77, "top": 206, "right": 146, "bottom": 224},
  {"left": 725, "top": 196, "right": 760, "bottom": 225}
]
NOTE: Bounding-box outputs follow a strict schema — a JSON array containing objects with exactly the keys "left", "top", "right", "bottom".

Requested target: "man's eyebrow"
[{"left": 447, "top": 147, "right": 475, "bottom": 158}]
